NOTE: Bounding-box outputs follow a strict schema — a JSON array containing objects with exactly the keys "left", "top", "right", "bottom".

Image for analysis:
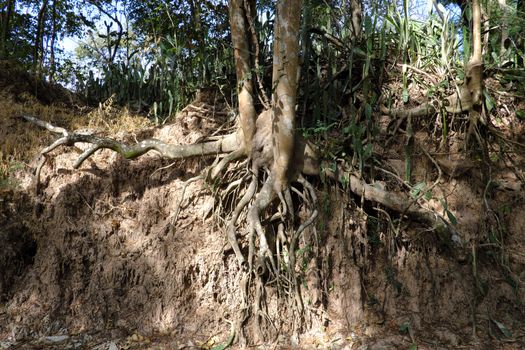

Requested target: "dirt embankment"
[{"left": 1, "top": 83, "right": 525, "bottom": 349}]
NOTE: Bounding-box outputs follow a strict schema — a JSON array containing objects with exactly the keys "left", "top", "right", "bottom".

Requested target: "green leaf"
[
  {"left": 365, "top": 103, "right": 372, "bottom": 120},
  {"left": 215, "top": 332, "right": 235, "bottom": 350},
  {"left": 399, "top": 322, "right": 410, "bottom": 333},
  {"left": 363, "top": 143, "right": 373, "bottom": 159},
  {"left": 488, "top": 231, "right": 499, "bottom": 244},
  {"left": 405, "top": 157, "right": 411, "bottom": 183},
  {"left": 483, "top": 89, "right": 495, "bottom": 113},
  {"left": 492, "top": 319, "right": 512, "bottom": 338},
  {"left": 409, "top": 343, "right": 418, "bottom": 350},
  {"left": 410, "top": 182, "right": 426, "bottom": 198},
  {"left": 516, "top": 110, "right": 525, "bottom": 120},
  {"left": 446, "top": 209, "right": 457, "bottom": 226},
  {"left": 341, "top": 174, "right": 349, "bottom": 189},
  {"left": 352, "top": 47, "right": 367, "bottom": 57},
  {"left": 402, "top": 88, "right": 409, "bottom": 103}
]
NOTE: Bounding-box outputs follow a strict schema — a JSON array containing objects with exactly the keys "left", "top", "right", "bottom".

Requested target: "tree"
[
  {"left": 48, "top": 0, "right": 57, "bottom": 82},
  {"left": 33, "top": 0, "right": 49, "bottom": 76},
  {"left": 0, "top": 0, "right": 16, "bottom": 59},
  {"left": 22, "top": 0, "right": 461, "bottom": 342},
  {"left": 0, "top": 0, "right": 86, "bottom": 82},
  {"left": 387, "top": 0, "right": 482, "bottom": 123}
]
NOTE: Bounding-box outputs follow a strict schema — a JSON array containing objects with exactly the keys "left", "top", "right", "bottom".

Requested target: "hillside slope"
[{"left": 1, "top": 69, "right": 525, "bottom": 350}]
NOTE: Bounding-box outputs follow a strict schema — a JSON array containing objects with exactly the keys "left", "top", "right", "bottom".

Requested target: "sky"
[{"left": 44, "top": 0, "right": 462, "bottom": 72}]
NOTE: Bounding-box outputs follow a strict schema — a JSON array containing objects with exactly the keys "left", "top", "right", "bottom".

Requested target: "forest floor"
[{"left": 1, "top": 64, "right": 525, "bottom": 349}]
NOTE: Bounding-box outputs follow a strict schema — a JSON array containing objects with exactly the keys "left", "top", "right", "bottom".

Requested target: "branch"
[
  {"left": 396, "top": 63, "right": 439, "bottom": 84},
  {"left": 309, "top": 27, "right": 348, "bottom": 52},
  {"left": 431, "top": 0, "right": 446, "bottom": 22},
  {"left": 381, "top": 80, "right": 475, "bottom": 122},
  {"left": 22, "top": 115, "right": 455, "bottom": 238}
]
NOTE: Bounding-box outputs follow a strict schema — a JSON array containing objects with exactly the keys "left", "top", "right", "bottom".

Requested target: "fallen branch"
[{"left": 396, "top": 63, "right": 439, "bottom": 84}]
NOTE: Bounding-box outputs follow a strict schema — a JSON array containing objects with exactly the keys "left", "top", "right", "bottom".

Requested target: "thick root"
[
  {"left": 247, "top": 176, "right": 277, "bottom": 274},
  {"left": 227, "top": 175, "right": 258, "bottom": 268},
  {"left": 23, "top": 110, "right": 464, "bottom": 344},
  {"left": 20, "top": 114, "right": 242, "bottom": 186}
]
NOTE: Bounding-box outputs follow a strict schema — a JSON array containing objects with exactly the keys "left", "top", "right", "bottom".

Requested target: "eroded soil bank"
[{"left": 1, "top": 95, "right": 525, "bottom": 349}]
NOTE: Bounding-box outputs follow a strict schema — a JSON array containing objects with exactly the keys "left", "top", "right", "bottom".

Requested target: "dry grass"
[
  {"left": 0, "top": 91, "right": 153, "bottom": 190},
  {"left": 84, "top": 94, "right": 153, "bottom": 135}
]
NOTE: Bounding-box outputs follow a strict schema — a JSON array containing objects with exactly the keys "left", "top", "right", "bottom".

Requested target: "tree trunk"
[
  {"left": 48, "top": 0, "right": 57, "bottom": 83},
  {"left": 271, "top": 0, "right": 302, "bottom": 191},
  {"left": 229, "top": 0, "right": 256, "bottom": 155},
  {"left": 481, "top": 0, "right": 490, "bottom": 57},
  {"left": 34, "top": 0, "right": 49, "bottom": 76},
  {"left": 92, "top": 1, "right": 124, "bottom": 64},
  {"left": 519, "top": 0, "right": 525, "bottom": 66},
  {"left": 498, "top": 0, "right": 507, "bottom": 57},
  {"left": 0, "top": 0, "right": 15, "bottom": 59},
  {"left": 469, "top": 0, "right": 482, "bottom": 105},
  {"left": 350, "top": 0, "right": 362, "bottom": 40},
  {"left": 190, "top": 0, "right": 209, "bottom": 82}
]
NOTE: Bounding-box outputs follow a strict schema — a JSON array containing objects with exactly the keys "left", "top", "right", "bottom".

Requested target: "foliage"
[
  {"left": 72, "top": 0, "right": 233, "bottom": 121},
  {"left": 2, "top": 0, "right": 523, "bottom": 126},
  {"left": 0, "top": 154, "right": 23, "bottom": 191},
  {"left": 0, "top": 0, "right": 84, "bottom": 77}
]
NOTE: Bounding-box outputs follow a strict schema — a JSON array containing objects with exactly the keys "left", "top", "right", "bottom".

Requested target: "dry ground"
[{"left": 1, "top": 67, "right": 525, "bottom": 349}]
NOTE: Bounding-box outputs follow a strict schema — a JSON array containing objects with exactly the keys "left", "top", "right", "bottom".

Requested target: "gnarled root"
[
  {"left": 20, "top": 114, "right": 242, "bottom": 189},
  {"left": 226, "top": 174, "right": 258, "bottom": 268},
  {"left": 23, "top": 111, "right": 461, "bottom": 344},
  {"left": 247, "top": 175, "right": 277, "bottom": 275}
]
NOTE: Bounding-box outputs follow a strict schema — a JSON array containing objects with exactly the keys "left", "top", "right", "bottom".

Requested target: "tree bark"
[
  {"left": 519, "top": 0, "right": 525, "bottom": 66},
  {"left": 229, "top": 0, "right": 256, "bottom": 155},
  {"left": 350, "top": 0, "right": 362, "bottom": 40},
  {"left": 498, "top": 0, "right": 508, "bottom": 57},
  {"left": 271, "top": 0, "right": 302, "bottom": 192},
  {"left": 0, "top": 0, "right": 15, "bottom": 59},
  {"left": 48, "top": 0, "right": 57, "bottom": 82},
  {"left": 442, "top": 0, "right": 482, "bottom": 113},
  {"left": 34, "top": 0, "right": 49, "bottom": 76},
  {"left": 468, "top": 0, "right": 482, "bottom": 105}
]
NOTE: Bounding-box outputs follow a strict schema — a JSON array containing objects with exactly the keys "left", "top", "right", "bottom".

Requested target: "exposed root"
[
  {"left": 247, "top": 176, "right": 277, "bottom": 274},
  {"left": 169, "top": 174, "right": 203, "bottom": 234},
  {"left": 20, "top": 114, "right": 241, "bottom": 187},
  {"left": 398, "top": 148, "right": 443, "bottom": 222},
  {"left": 233, "top": 270, "right": 250, "bottom": 345},
  {"left": 227, "top": 174, "right": 257, "bottom": 268},
  {"left": 288, "top": 175, "right": 319, "bottom": 315},
  {"left": 323, "top": 164, "right": 456, "bottom": 236},
  {"left": 22, "top": 111, "right": 468, "bottom": 344},
  {"left": 208, "top": 148, "right": 246, "bottom": 180}
]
